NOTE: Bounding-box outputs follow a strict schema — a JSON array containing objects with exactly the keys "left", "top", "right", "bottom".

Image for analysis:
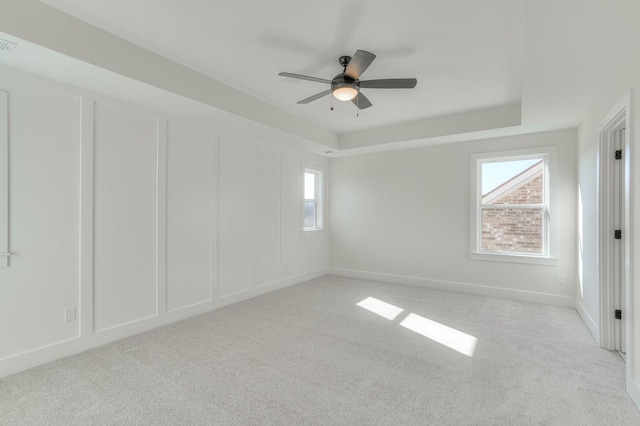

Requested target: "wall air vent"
[{"left": 0, "top": 39, "right": 17, "bottom": 53}]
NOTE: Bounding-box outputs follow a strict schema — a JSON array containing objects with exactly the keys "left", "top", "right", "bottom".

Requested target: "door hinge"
[
  {"left": 615, "top": 150, "right": 622, "bottom": 160},
  {"left": 615, "top": 230, "right": 622, "bottom": 240},
  {"left": 615, "top": 310, "right": 622, "bottom": 320}
]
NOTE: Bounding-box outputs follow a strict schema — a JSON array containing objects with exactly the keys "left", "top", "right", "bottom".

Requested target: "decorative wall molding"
[{"left": 0, "top": 68, "right": 329, "bottom": 379}]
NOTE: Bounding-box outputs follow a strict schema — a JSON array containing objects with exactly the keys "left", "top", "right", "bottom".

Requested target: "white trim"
[
  {"left": 575, "top": 299, "right": 599, "bottom": 343},
  {"left": 598, "top": 114, "right": 620, "bottom": 350},
  {"left": 628, "top": 377, "right": 640, "bottom": 412},
  {"left": 249, "top": 141, "right": 257, "bottom": 289},
  {"left": 328, "top": 268, "right": 575, "bottom": 307},
  {"left": 210, "top": 134, "right": 219, "bottom": 302},
  {"left": 597, "top": 90, "right": 634, "bottom": 402},
  {"left": 470, "top": 252, "right": 558, "bottom": 265},
  {"left": 303, "top": 165, "right": 325, "bottom": 232},
  {"left": 156, "top": 119, "right": 167, "bottom": 315},
  {"left": 0, "top": 91, "right": 8, "bottom": 268},
  {"left": 79, "top": 98, "right": 94, "bottom": 336}
]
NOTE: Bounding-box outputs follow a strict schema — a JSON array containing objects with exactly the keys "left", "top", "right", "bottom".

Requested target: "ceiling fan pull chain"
[{"left": 331, "top": 94, "right": 334, "bottom": 111}]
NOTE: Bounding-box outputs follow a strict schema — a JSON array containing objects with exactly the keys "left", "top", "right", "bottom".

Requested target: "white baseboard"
[
  {"left": 574, "top": 299, "right": 599, "bottom": 343},
  {"left": 0, "top": 269, "right": 327, "bottom": 379},
  {"left": 328, "top": 268, "right": 575, "bottom": 307},
  {"left": 628, "top": 377, "right": 640, "bottom": 412}
]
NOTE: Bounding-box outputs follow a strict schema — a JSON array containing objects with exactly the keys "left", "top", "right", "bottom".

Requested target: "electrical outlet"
[
  {"left": 556, "top": 274, "right": 564, "bottom": 285},
  {"left": 64, "top": 307, "right": 77, "bottom": 322}
]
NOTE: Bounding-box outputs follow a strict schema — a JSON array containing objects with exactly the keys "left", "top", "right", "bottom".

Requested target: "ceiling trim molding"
[
  {"left": 0, "top": 0, "right": 338, "bottom": 149},
  {"left": 338, "top": 103, "right": 522, "bottom": 150}
]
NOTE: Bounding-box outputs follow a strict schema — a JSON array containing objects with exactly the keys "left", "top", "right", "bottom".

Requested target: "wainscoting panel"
[
  {"left": 0, "top": 77, "right": 81, "bottom": 359},
  {"left": 282, "top": 150, "right": 307, "bottom": 279},
  {"left": 93, "top": 102, "right": 158, "bottom": 332},
  {"left": 217, "top": 135, "right": 252, "bottom": 298},
  {"left": 307, "top": 234, "right": 328, "bottom": 273},
  {"left": 0, "top": 67, "right": 329, "bottom": 379},
  {"left": 253, "top": 142, "right": 282, "bottom": 287},
  {"left": 166, "top": 123, "right": 212, "bottom": 311}
]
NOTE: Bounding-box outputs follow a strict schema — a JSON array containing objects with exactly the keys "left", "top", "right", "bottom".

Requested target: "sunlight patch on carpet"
[
  {"left": 357, "top": 297, "right": 404, "bottom": 320},
  {"left": 400, "top": 313, "right": 478, "bottom": 357}
]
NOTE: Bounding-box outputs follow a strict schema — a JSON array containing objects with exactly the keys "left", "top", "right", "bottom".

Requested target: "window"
[
  {"left": 470, "top": 147, "right": 557, "bottom": 264},
  {"left": 304, "top": 168, "right": 323, "bottom": 231}
]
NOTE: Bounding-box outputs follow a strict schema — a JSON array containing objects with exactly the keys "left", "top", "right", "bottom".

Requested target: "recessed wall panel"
[
  {"left": 166, "top": 123, "right": 212, "bottom": 311},
  {"left": 282, "top": 150, "right": 306, "bottom": 278},
  {"left": 94, "top": 102, "right": 157, "bottom": 331},
  {"left": 254, "top": 143, "right": 281, "bottom": 287},
  {"left": 0, "top": 78, "right": 81, "bottom": 358},
  {"left": 218, "top": 135, "right": 251, "bottom": 297},
  {"left": 307, "top": 235, "right": 328, "bottom": 273}
]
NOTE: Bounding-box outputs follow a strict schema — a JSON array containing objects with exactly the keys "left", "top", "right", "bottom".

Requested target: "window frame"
[
  {"left": 303, "top": 167, "right": 324, "bottom": 233},
  {"left": 469, "top": 147, "right": 558, "bottom": 265}
]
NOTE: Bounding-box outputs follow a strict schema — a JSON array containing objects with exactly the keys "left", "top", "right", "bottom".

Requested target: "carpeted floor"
[{"left": 1, "top": 275, "right": 639, "bottom": 425}]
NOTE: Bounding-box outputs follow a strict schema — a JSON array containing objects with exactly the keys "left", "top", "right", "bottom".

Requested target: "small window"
[
  {"left": 304, "top": 168, "right": 323, "bottom": 231},
  {"left": 470, "top": 147, "right": 557, "bottom": 264}
]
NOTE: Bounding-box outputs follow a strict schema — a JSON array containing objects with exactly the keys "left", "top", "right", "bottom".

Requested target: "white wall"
[
  {"left": 577, "top": 36, "right": 640, "bottom": 407},
  {"left": 0, "top": 76, "right": 81, "bottom": 360},
  {"left": 0, "top": 70, "right": 328, "bottom": 378},
  {"left": 330, "top": 129, "right": 577, "bottom": 306}
]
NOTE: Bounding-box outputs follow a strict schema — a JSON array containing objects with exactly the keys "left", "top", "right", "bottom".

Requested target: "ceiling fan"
[{"left": 279, "top": 50, "right": 417, "bottom": 110}]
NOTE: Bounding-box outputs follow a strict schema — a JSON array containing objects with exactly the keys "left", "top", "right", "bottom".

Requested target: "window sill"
[
  {"left": 303, "top": 228, "right": 325, "bottom": 236},
  {"left": 470, "top": 252, "right": 558, "bottom": 266}
]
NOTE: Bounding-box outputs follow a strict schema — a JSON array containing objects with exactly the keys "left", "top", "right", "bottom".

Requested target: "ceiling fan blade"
[
  {"left": 279, "top": 72, "right": 331, "bottom": 84},
  {"left": 345, "top": 50, "right": 376, "bottom": 80},
  {"left": 351, "top": 92, "right": 372, "bottom": 109},
  {"left": 298, "top": 90, "right": 332, "bottom": 104},
  {"left": 360, "top": 78, "right": 417, "bottom": 89}
]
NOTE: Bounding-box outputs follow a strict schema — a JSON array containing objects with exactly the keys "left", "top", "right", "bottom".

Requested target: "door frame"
[{"left": 598, "top": 91, "right": 632, "bottom": 366}]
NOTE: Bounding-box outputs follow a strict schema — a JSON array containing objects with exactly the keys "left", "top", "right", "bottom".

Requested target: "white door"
[{"left": 613, "top": 127, "right": 626, "bottom": 354}]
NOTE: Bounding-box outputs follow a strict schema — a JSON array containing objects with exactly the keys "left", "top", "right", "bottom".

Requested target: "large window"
[
  {"left": 470, "top": 147, "right": 557, "bottom": 264},
  {"left": 304, "top": 168, "right": 323, "bottom": 231}
]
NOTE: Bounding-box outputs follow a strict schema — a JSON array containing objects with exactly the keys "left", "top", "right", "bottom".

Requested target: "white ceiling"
[
  {"left": 33, "top": 0, "right": 524, "bottom": 132},
  {"left": 35, "top": 0, "right": 525, "bottom": 134},
  {"left": 3, "top": 0, "right": 640, "bottom": 154}
]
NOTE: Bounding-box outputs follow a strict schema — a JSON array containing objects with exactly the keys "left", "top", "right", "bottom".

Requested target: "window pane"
[
  {"left": 304, "top": 172, "right": 315, "bottom": 200},
  {"left": 482, "top": 159, "right": 543, "bottom": 205},
  {"left": 304, "top": 201, "right": 317, "bottom": 229},
  {"left": 481, "top": 208, "right": 543, "bottom": 254}
]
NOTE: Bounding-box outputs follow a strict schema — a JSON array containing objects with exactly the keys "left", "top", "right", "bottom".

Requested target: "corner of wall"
[{"left": 574, "top": 298, "right": 599, "bottom": 344}]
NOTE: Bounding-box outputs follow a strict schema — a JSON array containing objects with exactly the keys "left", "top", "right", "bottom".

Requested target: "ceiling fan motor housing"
[{"left": 331, "top": 73, "right": 359, "bottom": 91}]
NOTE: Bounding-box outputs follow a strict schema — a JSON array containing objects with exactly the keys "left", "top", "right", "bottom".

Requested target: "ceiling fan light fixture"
[
  {"left": 332, "top": 85, "right": 358, "bottom": 101},
  {"left": 279, "top": 50, "right": 416, "bottom": 110}
]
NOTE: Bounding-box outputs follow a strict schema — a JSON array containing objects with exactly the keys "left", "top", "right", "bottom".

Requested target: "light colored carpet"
[{"left": 1, "top": 275, "right": 639, "bottom": 425}]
